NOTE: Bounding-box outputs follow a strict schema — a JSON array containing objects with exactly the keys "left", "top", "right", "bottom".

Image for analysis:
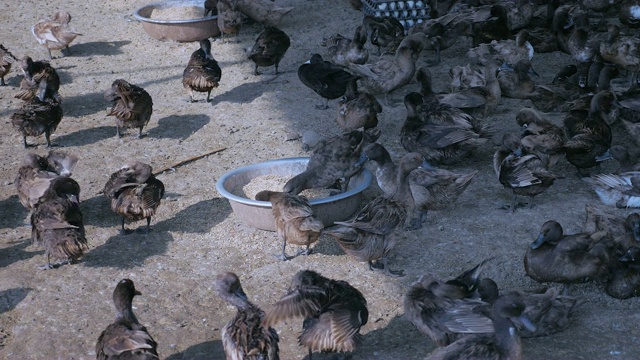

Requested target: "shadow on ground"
[
  {"left": 0, "top": 239, "right": 41, "bottom": 268},
  {"left": 166, "top": 340, "right": 225, "bottom": 360},
  {"left": 147, "top": 114, "right": 210, "bottom": 140},
  {"left": 70, "top": 41, "right": 131, "bottom": 57},
  {"left": 0, "top": 288, "right": 32, "bottom": 314},
  {"left": 83, "top": 231, "right": 174, "bottom": 268},
  {"left": 54, "top": 125, "right": 115, "bottom": 147},
  {"left": 0, "top": 195, "right": 28, "bottom": 229},
  {"left": 155, "top": 198, "right": 232, "bottom": 234}
]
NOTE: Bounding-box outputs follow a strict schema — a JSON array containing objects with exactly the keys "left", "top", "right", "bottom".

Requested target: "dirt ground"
[{"left": 1, "top": 0, "right": 640, "bottom": 359}]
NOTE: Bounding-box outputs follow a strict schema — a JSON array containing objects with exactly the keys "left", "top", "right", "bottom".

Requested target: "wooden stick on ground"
[{"left": 153, "top": 146, "right": 227, "bottom": 176}]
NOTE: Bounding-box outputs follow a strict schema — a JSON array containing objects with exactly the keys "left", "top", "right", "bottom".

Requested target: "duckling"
[
  {"left": 600, "top": 24, "right": 640, "bottom": 85},
  {"left": 493, "top": 133, "right": 560, "bottom": 212},
  {"left": 404, "top": 260, "right": 494, "bottom": 347},
  {"left": 582, "top": 171, "right": 640, "bottom": 208},
  {"left": 497, "top": 60, "right": 537, "bottom": 99},
  {"left": 606, "top": 246, "right": 640, "bottom": 299},
  {"left": 584, "top": 203, "right": 640, "bottom": 251},
  {"left": 233, "top": 0, "right": 293, "bottom": 26},
  {"left": 516, "top": 107, "right": 565, "bottom": 168},
  {"left": 347, "top": 33, "right": 428, "bottom": 104},
  {"left": 215, "top": 272, "right": 280, "bottom": 359},
  {"left": 471, "top": 4, "right": 510, "bottom": 47},
  {"left": 363, "top": 15, "right": 405, "bottom": 55},
  {"left": 619, "top": 0, "right": 640, "bottom": 28},
  {"left": 469, "top": 29, "right": 534, "bottom": 68},
  {"left": 524, "top": 220, "right": 613, "bottom": 284},
  {"left": 14, "top": 56, "right": 60, "bottom": 102},
  {"left": 425, "top": 293, "right": 535, "bottom": 360},
  {"left": 103, "top": 161, "right": 165, "bottom": 235},
  {"left": 30, "top": 176, "right": 86, "bottom": 270},
  {"left": 183, "top": 39, "right": 221, "bottom": 103},
  {"left": 254, "top": 190, "right": 323, "bottom": 261},
  {"left": 32, "top": 11, "right": 81, "bottom": 59},
  {"left": 265, "top": 270, "right": 368, "bottom": 359},
  {"left": 216, "top": 0, "right": 243, "bottom": 43},
  {"left": 563, "top": 90, "right": 615, "bottom": 176},
  {"left": 96, "top": 279, "right": 159, "bottom": 360},
  {"left": 298, "top": 53, "right": 359, "bottom": 110},
  {"left": 401, "top": 93, "right": 488, "bottom": 165},
  {"left": 323, "top": 25, "right": 369, "bottom": 67},
  {"left": 11, "top": 96, "right": 63, "bottom": 148},
  {"left": 248, "top": 26, "right": 290, "bottom": 75},
  {"left": 15, "top": 150, "right": 78, "bottom": 210},
  {"left": 362, "top": 143, "right": 477, "bottom": 230},
  {"left": 336, "top": 79, "right": 381, "bottom": 131},
  {"left": 0, "top": 44, "right": 17, "bottom": 86},
  {"left": 283, "top": 129, "right": 379, "bottom": 194},
  {"left": 104, "top": 79, "right": 153, "bottom": 138},
  {"left": 324, "top": 153, "right": 421, "bottom": 277}
]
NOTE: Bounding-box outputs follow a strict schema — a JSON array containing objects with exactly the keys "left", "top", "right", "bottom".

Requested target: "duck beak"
[
  {"left": 420, "top": 160, "right": 433, "bottom": 169},
  {"left": 135, "top": 290, "right": 142, "bottom": 296},
  {"left": 67, "top": 194, "right": 79, "bottom": 205},
  {"left": 517, "top": 315, "right": 537, "bottom": 332},
  {"left": 354, "top": 153, "right": 369, "bottom": 167},
  {"left": 235, "top": 288, "right": 248, "bottom": 302},
  {"left": 303, "top": 60, "right": 311, "bottom": 64},
  {"left": 531, "top": 233, "right": 545, "bottom": 249},
  {"left": 498, "top": 62, "right": 514, "bottom": 72},
  {"left": 595, "top": 150, "right": 612, "bottom": 162},
  {"left": 514, "top": 147, "right": 523, "bottom": 157}
]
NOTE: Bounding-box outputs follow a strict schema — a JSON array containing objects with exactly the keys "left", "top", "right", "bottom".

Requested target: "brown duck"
[
  {"left": 182, "top": 39, "right": 221, "bottom": 102},
  {"left": 32, "top": 10, "right": 81, "bottom": 59},
  {"left": 584, "top": 203, "right": 640, "bottom": 252},
  {"left": 0, "top": 44, "right": 17, "bottom": 86},
  {"left": 104, "top": 79, "right": 153, "bottom": 138},
  {"left": 336, "top": 79, "right": 381, "bottom": 131},
  {"left": 254, "top": 190, "right": 323, "bottom": 261},
  {"left": 103, "top": 161, "right": 165, "bottom": 234},
  {"left": 216, "top": 0, "right": 243, "bottom": 43},
  {"left": 323, "top": 25, "right": 369, "bottom": 67},
  {"left": 15, "top": 56, "right": 60, "bottom": 102},
  {"left": 516, "top": 107, "right": 565, "bottom": 168},
  {"left": 11, "top": 96, "right": 63, "bottom": 148},
  {"left": 248, "top": 26, "right": 290, "bottom": 75}
]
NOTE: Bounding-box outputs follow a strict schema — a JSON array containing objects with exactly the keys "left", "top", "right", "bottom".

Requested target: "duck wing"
[
  {"left": 97, "top": 322, "right": 159, "bottom": 359},
  {"left": 265, "top": 285, "right": 329, "bottom": 325}
]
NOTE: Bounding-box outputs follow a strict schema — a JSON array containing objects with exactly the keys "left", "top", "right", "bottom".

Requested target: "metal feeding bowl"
[
  {"left": 216, "top": 157, "right": 372, "bottom": 231},
  {"left": 133, "top": 0, "right": 220, "bottom": 42}
]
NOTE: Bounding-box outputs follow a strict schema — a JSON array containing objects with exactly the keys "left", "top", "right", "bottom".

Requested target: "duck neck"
[
  {"left": 493, "top": 316, "right": 522, "bottom": 359},
  {"left": 374, "top": 150, "right": 398, "bottom": 192},
  {"left": 392, "top": 165, "right": 415, "bottom": 208},
  {"left": 345, "top": 79, "right": 358, "bottom": 100},
  {"left": 116, "top": 302, "right": 139, "bottom": 324}
]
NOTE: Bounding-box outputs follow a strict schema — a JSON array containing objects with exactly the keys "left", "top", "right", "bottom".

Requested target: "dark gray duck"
[
  {"left": 606, "top": 246, "right": 640, "bottom": 299},
  {"left": 14, "top": 56, "right": 60, "bottom": 102},
  {"left": 248, "top": 26, "right": 290, "bottom": 75},
  {"left": 404, "top": 259, "right": 494, "bottom": 347},
  {"left": 254, "top": 191, "right": 323, "bottom": 261},
  {"left": 11, "top": 95, "right": 63, "bottom": 148},
  {"left": 96, "top": 279, "right": 159, "bottom": 360},
  {"left": 15, "top": 150, "right": 78, "bottom": 210},
  {"left": 336, "top": 78, "right": 381, "bottom": 131},
  {"left": 103, "top": 161, "right": 165, "bottom": 235},
  {"left": 265, "top": 270, "right": 368, "bottom": 360},
  {"left": 323, "top": 153, "right": 422, "bottom": 277},
  {"left": 283, "top": 128, "right": 379, "bottom": 195},
  {"left": 104, "top": 79, "right": 153, "bottom": 138},
  {"left": 182, "top": 39, "right": 221, "bottom": 102},
  {"left": 30, "top": 176, "right": 86, "bottom": 269},
  {"left": 297, "top": 53, "right": 358, "bottom": 110},
  {"left": 215, "top": 272, "right": 280, "bottom": 360}
]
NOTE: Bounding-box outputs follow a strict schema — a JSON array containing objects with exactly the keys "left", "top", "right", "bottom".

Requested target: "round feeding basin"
[
  {"left": 133, "top": 0, "right": 220, "bottom": 42},
  {"left": 216, "top": 157, "right": 372, "bottom": 231}
]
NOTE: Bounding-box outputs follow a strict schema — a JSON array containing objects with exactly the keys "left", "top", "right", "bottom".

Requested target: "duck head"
[
  {"left": 494, "top": 294, "right": 537, "bottom": 333},
  {"left": 531, "top": 220, "right": 563, "bottom": 249},
  {"left": 113, "top": 279, "right": 142, "bottom": 322},
  {"left": 215, "top": 272, "right": 249, "bottom": 305},
  {"left": 199, "top": 39, "right": 214, "bottom": 61}
]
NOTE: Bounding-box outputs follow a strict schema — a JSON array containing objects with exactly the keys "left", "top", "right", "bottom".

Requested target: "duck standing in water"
[
  {"left": 248, "top": 26, "right": 290, "bottom": 75},
  {"left": 0, "top": 44, "right": 17, "bottom": 86},
  {"left": 183, "top": 39, "right": 221, "bottom": 102},
  {"left": 266, "top": 270, "right": 368, "bottom": 360},
  {"left": 103, "top": 161, "right": 165, "bottom": 234},
  {"left": 215, "top": 272, "right": 280, "bottom": 359},
  {"left": 104, "top": 79, "right": 153, "bottom": 138},
  {"left": 32, "top": 10, "right": 81, "bottom": 59},
  {"left": 96, "top": 279, "right": 159, "bottom": 359},
  {"left": 297, "top": 53, "right": 358, "bottom": 110},
  {"left": 254, "top": 190, "right": 323, "bottom": 261}
]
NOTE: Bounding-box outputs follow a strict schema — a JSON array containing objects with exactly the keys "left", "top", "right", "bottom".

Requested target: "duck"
[
  {"left": 362, "top": 143, "right": 477, "bottom": 230},
  {"left": 584, "top": 203, "right": 640, "bottom": 251},
  {"left": 232, "top": 0, "right": 293, "bottom": 26},
  {"left": 424, "top": 293, "right": 535, "bottom": 360},
  {"left": 524, "top": 220, "right": 613, "bottom": 284},
  {"left": 32, "top": 10, "right": 81, "bottom": 59},
  {"left": 528, "top": 67, "right": 583, "bottom": 112},
  {"left": 516, "top": 107, "right": 565, "bottom": 168},
  {"left": 622, "top": 118, "right": 640, "bottom": 149},
  {"left": 14, "top": 56, "right": 60, "bottom": 102},
  {"left": 248, "top": 26, "right": 290, "bottom": 75},
  {"left": 0, "top": 44, "right": 17, "bottom": 86},
  {"left": 493, "top": 133, "right": 560, "bottom": 212},
  {"left": 104, "top": 79, "right": 153, "bottom": 138},
  {"left": 497, "top": 60, "right": 537, "bottom": 99},
  {"left": 619, "top": 0, "right": 640, "bottom": 28},
  {"left": 468, "top": 29, "right": 534, "bottom": 68},
  {"left": 401, "top": 93, "right": 488, "bottom": 165},
  {"left": 283, "top": 128, "right": 379, "bottom": 194},
  {"left": 182, "top": 39, "right": 221, "bottom": 103},
  {"left": 471, "top": 4, "right": 510, "bottom": 47},
  {"left": 30, "top": 176, "right": 86, "bottom": 269},
  {"left": 618, "top": 84, "right": 640, "bottom": 123},
  {"left": 347, "top": 33, "right": 429, "bottom": 104},
  {"left": 215, "top": 272, "right": 280, "bottom": 359},
  {"left": 254, "top": 190, "right": 323, "bottom": 261},
  {"left": 552, "top": 6, "right": 577, "bottom": 54},
  {"left": 404, "top": 259, "right": 494, "bottom": 347},
  {"left": 605, "top": 246, "right": 640, "bottom": 299},
  {"left": 297, "top": 53, "right": 359, "bottom": 110},
  {"left": 216, "top": 0, "right": 243, "bottom": 43},
  {"left": 600, "top": 144, "right": 640, "bottom": 173},
  {"left": 525, "top": 0, "right": 560, "bottom": 53},
  {"left": 15, "top": 150, "right": 78, "bottom": 210},
  {"left": 600, "top": 24, "right": 640, "bottom": 85},
  {"left": 505, "top": 0, "right": 533, "bottom": 31},
  {"left": 362, "top": 15, "right": 405, "bottom": 55},
  {"left": 409, "top": 19, "right": 470, "bottom": 65},
  {"left": 449, "top": 63, "right": 486, "bottom": 92},
  {"left": 265, "top": 270, "right": 368, "bottom": 359},
  {"left": 11, "top": 96, "right": 63, "bottom": 148},
  {"left": 203, "top": 0, "right": 218, "bottom": 16},
  {"left": 324, "top": 153, "right": 421, "bottom": 277},
  {"left": 563, "top": 90, "right": 615, "bottom": 176},
  {"left": 582, "top": 171, "right": 640, "bottom": 208},
  {"left": 96, "top": 279, "right": 159, "bottom": 360},
  {"left": 336, "top": 78, "right": 381, "bottom": 131},
  {"left": 323, "top": 25, "right": 369, "bottom": 67},
  {"left": 103, "top": 161, "right": 165, "bottom": 234}
]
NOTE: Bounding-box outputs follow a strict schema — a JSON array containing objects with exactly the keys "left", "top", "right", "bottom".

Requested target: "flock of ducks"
[{"left": 4, "top": 0, "right": 640, "bottom": 359}]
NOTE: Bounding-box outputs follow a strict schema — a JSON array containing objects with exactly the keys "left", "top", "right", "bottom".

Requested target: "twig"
[{"left": 153, "top": 146, "right": 227, "bottom": 176}]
